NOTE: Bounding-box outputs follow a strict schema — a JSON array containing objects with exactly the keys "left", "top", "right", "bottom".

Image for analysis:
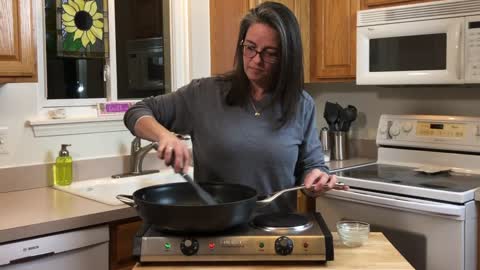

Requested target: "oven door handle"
[{"left": 325, "top": 189, "right": 465, "bottom": 219}]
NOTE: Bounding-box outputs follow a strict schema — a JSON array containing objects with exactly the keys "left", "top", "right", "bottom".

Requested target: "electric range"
[
  {"left": 317, "top": 114, "right": 480, "bottom": 270},
  {"left": 333, "top": 114, "right": 480, "bottom": 204},
  {"left": 133, "top": 212, "right": 333, "bottom": 263}
]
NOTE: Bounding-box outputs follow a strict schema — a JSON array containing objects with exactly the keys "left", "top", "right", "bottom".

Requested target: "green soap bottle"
[{"left": 53, "top": 144, "right": 73, "bottom": 186}]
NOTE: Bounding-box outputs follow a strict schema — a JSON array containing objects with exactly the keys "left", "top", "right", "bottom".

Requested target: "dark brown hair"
[{"left": 222, "top": 1, "right": 304, "bottom": 128}]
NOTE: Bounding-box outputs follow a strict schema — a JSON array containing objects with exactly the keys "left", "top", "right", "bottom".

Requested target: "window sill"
[{"left": 28, "top": 115, "right": 127, "bottom": 137}]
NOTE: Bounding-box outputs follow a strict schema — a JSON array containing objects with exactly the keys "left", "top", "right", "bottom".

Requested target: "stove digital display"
[
  {"left": 430, "top": 123, "right": 444, "bottom": 129},
  {"left": 416, "top": 122, "right": 465, "bottom": 138}
]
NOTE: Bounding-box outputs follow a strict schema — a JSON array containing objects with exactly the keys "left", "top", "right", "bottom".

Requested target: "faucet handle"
[{"left": 131, "top": 137, "right": 142, "bottom": 153}]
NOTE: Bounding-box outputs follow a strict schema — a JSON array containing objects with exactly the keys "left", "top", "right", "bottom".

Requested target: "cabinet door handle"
[{"left": 8, "top": 252, "right": 55, "bottom": 265}]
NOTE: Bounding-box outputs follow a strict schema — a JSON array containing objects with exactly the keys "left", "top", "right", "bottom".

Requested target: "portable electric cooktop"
[{"left": 133, "top": 212, "right": 334, "bottom": 263}]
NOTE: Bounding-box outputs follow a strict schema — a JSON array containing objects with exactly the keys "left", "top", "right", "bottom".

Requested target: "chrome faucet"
[{"left": 112, "top": 137, "right": 159, "bottom": 178}]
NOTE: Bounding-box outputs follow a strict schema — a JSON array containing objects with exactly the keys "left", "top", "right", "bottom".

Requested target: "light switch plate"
[{"left": 0, "top": 127, "right": 8, "bottom": 154}]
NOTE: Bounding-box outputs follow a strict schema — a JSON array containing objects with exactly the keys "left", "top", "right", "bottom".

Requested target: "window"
[
  {"left": 40, "top": 0, "right": 173, "bottom": 107},
  {"left": 31, "top": 0, "right": 191, "bottom": 136}
]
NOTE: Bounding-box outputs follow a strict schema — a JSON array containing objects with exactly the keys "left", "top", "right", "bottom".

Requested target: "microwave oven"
[
  {"left": 357, "top": 0, "right": 480, "bottom": 85},
  {"left": 127, "top": 37, "right": 166, "bottom": 91}
]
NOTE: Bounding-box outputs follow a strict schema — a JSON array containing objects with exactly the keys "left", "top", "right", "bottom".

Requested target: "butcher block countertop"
[{"left": 133, "top": 232, "right": 413, "bottom": 270}]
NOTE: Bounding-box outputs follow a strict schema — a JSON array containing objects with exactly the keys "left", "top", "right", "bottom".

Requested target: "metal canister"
[
  {"left": 330, "top": 131, "right": 348, "bottom": 161},
  {"left": 320, "top": 127, "right": 330, "bottom": 161},
  {"left": 320, "top": 127, "right": 329, "bottom": 152}
]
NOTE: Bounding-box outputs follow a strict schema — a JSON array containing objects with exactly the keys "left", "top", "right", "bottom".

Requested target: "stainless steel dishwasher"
[{"left": 0, "top": 225, "right": 109, "bottom": 270}]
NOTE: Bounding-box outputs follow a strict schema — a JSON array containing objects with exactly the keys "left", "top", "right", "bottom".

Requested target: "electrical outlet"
[{"left": 0, "top": 127, "right": 8, "bottom": 154}]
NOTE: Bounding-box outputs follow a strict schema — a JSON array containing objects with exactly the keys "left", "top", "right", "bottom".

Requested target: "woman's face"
[{"left": 242, "top": 23, "right": 280, "bottom": 89}]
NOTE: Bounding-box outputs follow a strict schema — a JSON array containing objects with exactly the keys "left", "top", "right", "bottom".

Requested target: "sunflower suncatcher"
[{"left": 62, "top": 0, "right": 104, "bottom": 48}]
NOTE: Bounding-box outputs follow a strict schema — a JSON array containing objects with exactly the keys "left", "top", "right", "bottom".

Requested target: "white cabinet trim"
[{"left": 29, "top": 116, "right": 126, "bottom": 137}]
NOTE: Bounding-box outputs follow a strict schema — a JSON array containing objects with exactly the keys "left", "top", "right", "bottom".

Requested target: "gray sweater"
[{"left": 124, "top": 77, "right": 328, "bottom": 212}]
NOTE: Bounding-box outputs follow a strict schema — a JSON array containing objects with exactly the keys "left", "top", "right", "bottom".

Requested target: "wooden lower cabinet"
[
  {"left": 297, "top": 190, "right": 315, "bottom": 213},
  {"left": 110, "top": 217, "right": 142, "bottom": 270}
]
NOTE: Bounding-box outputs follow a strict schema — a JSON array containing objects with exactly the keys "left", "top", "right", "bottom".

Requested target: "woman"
[{"left": 124, "top": 2, "right": 338, "bottom": 212}]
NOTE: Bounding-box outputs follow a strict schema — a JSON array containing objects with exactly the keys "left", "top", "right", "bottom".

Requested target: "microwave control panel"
[{"left": 466, "top": 15, "right": 480, "bottom": 83}]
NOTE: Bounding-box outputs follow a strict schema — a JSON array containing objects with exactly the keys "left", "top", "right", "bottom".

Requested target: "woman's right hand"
[
  {"left": 156, "top": 132, "right": 191, "bottom": 174},
  {"left": 132, "top": 116, "right": 191, "bottom": 174}
]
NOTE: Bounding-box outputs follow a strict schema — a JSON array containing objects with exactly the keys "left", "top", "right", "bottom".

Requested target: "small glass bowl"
[{"left": 336, "top": 221, "right": 370, "bottom": 247}]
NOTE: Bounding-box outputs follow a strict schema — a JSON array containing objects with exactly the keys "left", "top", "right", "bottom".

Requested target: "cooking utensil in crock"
[
  {"left": 324, "top": 102, "right": 340, "bottom": 131},
  {"left": 343, "top": 105, "right": 358, "bottom": 131}
]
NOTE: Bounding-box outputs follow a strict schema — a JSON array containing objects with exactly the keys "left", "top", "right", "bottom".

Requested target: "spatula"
[
  {"left": 153, "top": 144, "right": 218, "bottom": 205},
  {"left": 324, "top": 102, "right": 340, "bottom": 131},
  {"left": 178, "top": 172, "right": 218, "bottom": 205}
]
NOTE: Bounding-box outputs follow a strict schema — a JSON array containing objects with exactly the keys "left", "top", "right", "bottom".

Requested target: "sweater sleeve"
[
  {"left": 295, "top": 93, "right": 330, "bottom": 184},
  {"left": 124, "top": 80, "right": 200, "bottom": 137}
]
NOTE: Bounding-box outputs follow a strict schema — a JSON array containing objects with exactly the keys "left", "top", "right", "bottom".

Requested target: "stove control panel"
[
  {"left": 376, "top": 114, "right": 480, "bottom": 153},
  {"left": 140, "top": 235, "right": 327, "bottom": 261}
]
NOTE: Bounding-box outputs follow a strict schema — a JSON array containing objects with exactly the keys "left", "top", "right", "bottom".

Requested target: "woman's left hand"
[{"left": 303, "top": 168, "right": 338, "bottom": 197}]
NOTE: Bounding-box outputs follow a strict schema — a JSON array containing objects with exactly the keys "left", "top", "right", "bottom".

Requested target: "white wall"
[
  {"left": 306, "top": 83, "right": 480, "bottom": 140},
  {"left": 0, "top": 81, "right": 135, "bottom": 168},
  {"left": 0, "top": 0, "right": 212, "bottom": 169}
]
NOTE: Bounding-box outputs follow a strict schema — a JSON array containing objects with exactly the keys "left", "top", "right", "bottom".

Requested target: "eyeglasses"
[{"left": 240, "top": 42, "right": 280, "bottom": 64}]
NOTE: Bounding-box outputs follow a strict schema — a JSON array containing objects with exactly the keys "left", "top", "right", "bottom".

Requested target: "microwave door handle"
[{"left": 456, "top": 23, "right": 463, "bottom": 80}]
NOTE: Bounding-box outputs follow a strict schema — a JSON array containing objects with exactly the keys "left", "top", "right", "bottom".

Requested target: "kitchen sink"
[{"left": 53, "top": 167, "right": 191, "bottom": 205}]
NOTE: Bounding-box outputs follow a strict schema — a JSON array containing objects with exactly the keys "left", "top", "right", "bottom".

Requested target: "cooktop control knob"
[
  {"left": 180, "top": 238, "right": 199, "bottom": 256},
  {"left": 275, "top": 236, "right": 293, "bottom": 255},
  {"left": 389, "top": 125, "right": 401, "bottom": 137},
  {"left": 402, "top": 122, "right": 413, "bottom": 133}
]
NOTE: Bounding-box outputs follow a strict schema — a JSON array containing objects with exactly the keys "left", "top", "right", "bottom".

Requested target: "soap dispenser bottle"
[{"left": 54, "top": 144, "right": 73, "bottom": 186}]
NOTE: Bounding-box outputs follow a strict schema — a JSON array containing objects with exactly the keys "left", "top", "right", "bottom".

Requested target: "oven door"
[
  {"left": 357, "top": 17, "right": 465, "bottom": 85},
  {"left": 317, "top": 189, "right": 477, "bottom": 270}
]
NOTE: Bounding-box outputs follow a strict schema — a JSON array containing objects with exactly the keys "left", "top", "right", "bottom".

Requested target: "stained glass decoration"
[{"left": 56, "top": 0, "right": 109, "bottom": 58}]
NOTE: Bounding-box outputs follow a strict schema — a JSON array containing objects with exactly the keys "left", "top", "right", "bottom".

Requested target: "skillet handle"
[{"left": 116, "top": 194, "right": 137, "bottom": 207}]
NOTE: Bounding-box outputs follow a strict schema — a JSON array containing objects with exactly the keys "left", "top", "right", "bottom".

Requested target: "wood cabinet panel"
[
  {"left": 311, "top": 0, "right": 359, "bottom": 81},
  {"left": 110, "top": 218, "right": 142, "bottom": 270},
  {"left": 210, "top": 0, "right": 250, "bottom": 75},
  {"left": 360, "top": 0, "right": 439, "bottom": 9},
  {"left": 210, "top": 0, "right": 311, "bottom": 81},
  {"left": 0, "top": 0, "right": 17, "bottom": 58},
  {"left": 0, "top": 0, "right": 36, "bottom": 82},
  {"left": 253, "top": 0, "right": 311, "bottom": 83}
]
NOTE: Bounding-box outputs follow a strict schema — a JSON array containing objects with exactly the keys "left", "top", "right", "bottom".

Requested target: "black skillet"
[{"left": 117, "top": 182, "right": 258, "bottom": 233}]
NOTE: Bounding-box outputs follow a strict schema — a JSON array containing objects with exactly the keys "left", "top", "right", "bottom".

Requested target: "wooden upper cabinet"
[
  {"left": 311, "top": 0, "right": 359, "bottom": 82},
  {"left": 252, "top": 0, "right": 311, "bottom": 82},
  {"left": 0, "top": 0, "right": 36, "bottom": 83},
  {"left": 210, "top": 0, "right": 250, "bottom": 75},
  {"left": 210, "top": 0, "right": 310, "bottom": 81},
  {"left": 360, "top": 0, "right": 439, "bottom": 9}
]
